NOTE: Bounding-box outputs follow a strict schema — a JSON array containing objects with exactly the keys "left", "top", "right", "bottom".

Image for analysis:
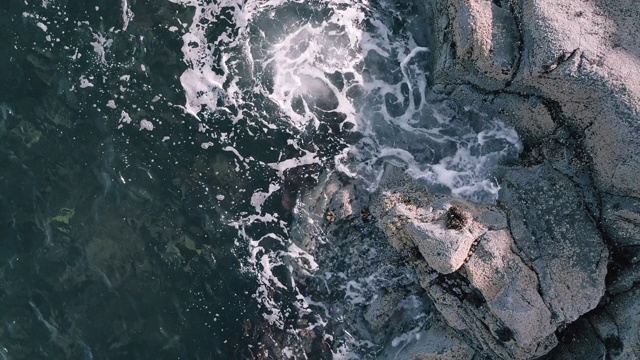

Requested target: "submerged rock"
[{"left": 387, "top": 320, "right": 476, "bottom": 360}]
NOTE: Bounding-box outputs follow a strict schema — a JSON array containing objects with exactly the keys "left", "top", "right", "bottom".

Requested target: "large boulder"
[
  {"left": 420, "top": 1, "right": 640, "bottom": 356},
  {"left": 370, "top": 165, "right": 609, "bottom": 358},
  {"left": 497, "top": 163, "right": 609, "bottom": 324}
]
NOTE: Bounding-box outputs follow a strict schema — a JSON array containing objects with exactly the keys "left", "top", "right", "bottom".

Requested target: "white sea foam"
[
  {"left": 79, "top": 75, "right": 94, "bottom": 88},
  {"left": 248, "top": 0, "right": 521, "bottom": 201},
  {"left": 121, "top": 0, "right": 134, "bottom": 31},
  {"left": 250, "top": 183, "right": 280, "bottom": 214},
  {"left": 139, "top": 119, "right": 153, "bottom": 131},
  {"left": 168, "top": 0, "right": 250, "bottom": 121}
]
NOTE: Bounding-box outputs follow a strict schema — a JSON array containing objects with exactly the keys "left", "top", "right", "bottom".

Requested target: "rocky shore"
[{"left": 298, "top": 0, "right": 640, "bottom": 358}]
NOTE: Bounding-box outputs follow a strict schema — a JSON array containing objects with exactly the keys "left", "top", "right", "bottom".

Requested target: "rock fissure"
[
  {"left": 504, "top": 217, "right": 549, "bottom": 309},
  {"left": 541, "top": 48, "right": 580, "bottom": 74},
  {"left": 460, "top": 231, "right": 486, "bottom": 265},
  {"left": 503, "top": 0, "right": 525, "bottom": 87}
]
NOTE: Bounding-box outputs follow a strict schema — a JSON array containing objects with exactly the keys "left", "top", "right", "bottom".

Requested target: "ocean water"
[{"left": 0, "top": 0, "right": 521, "bottom": 358}]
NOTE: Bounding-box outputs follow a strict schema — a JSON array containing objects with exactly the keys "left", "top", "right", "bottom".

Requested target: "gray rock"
[
  {"left": 608, "top": 263, "right": 640, "bottom": 296},
  {"left": 371, "top": 166, "right": 505, "bottom": 274},
  {"left": 541, "top": 318, "right": 607, "bottom": 360},
  {"left": 441, "top": 0, "right": 521, "bottom": 89},
  {"left": 364, "top": 291, "right": 407, "bottom": 331},
  {"left": 438, "top": 0, "right": 640, "bottom": 199},
  {"left": 448, "top": 86, "right": 558, "bottom": 148},
  {"left": 291, "top": 172, "right": 362, "bottom": 250},
  {"left": 464, "top": 230, "right": 556, "bottom": 354},
  {"left": 404, "top": 216, "right": 484, "bottom": 275},
  {"left": 498, "top": 163, "right": 609, "bottom": 324},
  {"left": 422, "top": 230, "right": 559, "bottom": 359},
  {"left": 371, "top": 165, "right": 561, "bottom": 358},
  {"left": 544, "top": 286, "right": 640, "bottom": 359},
  {"left": 602, "top": 194, "right": 640, "bottom": 256},
  {"left": 299, "top": 0, "right": 640, "bottom": 357},
  {"left": 600, "top": 287, "right": 640, "bottom": 359}
]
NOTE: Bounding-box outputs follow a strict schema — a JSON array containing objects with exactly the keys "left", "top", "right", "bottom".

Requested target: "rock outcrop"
[
  {"left": 433, "top": 0, "right": 640, "bottom": 197},
  {"left": 406, "top": 0, "right": 640, "bottom": 357},
  {"left": 297, "top": 0, "right": 640, "bottom": 358},
  {"left": 369, "top": 165, "right": 608, "bottom": 358},
  {"left": 498, "top": 163, "right": 609, "bottom": 325}
]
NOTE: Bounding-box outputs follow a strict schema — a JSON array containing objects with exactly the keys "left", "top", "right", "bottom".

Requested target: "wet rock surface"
[
  {"left": 291, "top": 174, "right": 441, "bottom": 358},
  {"left": 306, "top": 149, "right": 628, "bottom": 358}
]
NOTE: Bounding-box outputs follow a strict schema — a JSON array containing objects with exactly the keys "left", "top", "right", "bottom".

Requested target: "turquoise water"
[{"left": 0, "top": 0, "right": 520, "bottom": 358}]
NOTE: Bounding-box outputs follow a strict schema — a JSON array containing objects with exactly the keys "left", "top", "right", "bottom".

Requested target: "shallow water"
[{"left": 0, "top": 0, "right": 520, "bottom": 358}]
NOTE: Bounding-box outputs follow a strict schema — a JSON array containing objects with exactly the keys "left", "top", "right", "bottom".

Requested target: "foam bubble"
[{"left": 139, "top": 120, "right": 153, "bottom": 131}]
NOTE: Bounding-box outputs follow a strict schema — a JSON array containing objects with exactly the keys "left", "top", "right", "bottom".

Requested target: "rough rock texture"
[
  {"left": 444, "top": 0, "right": 521, "bottom": 88},
  {"left": 405, "top": 0, "right": 640, "bottom": 357},
  {"left": 544, "top": 287, "right": 640, "bottom": 360},
  {"left": 371, "top": 171, "right": 490, "bottom": 274},
  {"left": 435, "top": 0, "right": 640, "bottom": 198},
  {"left": 423, "top": 231, "right": 558, "bottom": 359},
  {"left": 464, "top": 230, "right": 555, "bottom": 352},
  {"left": 368, "top": 165, "right": 609, "bottom": 358},
  {"left": 291, "top": 173, "right": 450, "bottom": 358},
  {"left": 447, "top": 85, "right": 558, "bottom": 149},
  {"left": 298, "top": 0, "right": 640, "bottom": 358},
  {"left": 498, "top": 163, "right": 609, "bottom": 324},
  {"left": 390, "top": 320, "right": 476, "bottom": 360}
]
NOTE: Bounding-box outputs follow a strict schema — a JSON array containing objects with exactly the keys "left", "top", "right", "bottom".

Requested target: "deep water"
[{"left": 0, "top": 0, "right": 521, "bottom": 358}]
